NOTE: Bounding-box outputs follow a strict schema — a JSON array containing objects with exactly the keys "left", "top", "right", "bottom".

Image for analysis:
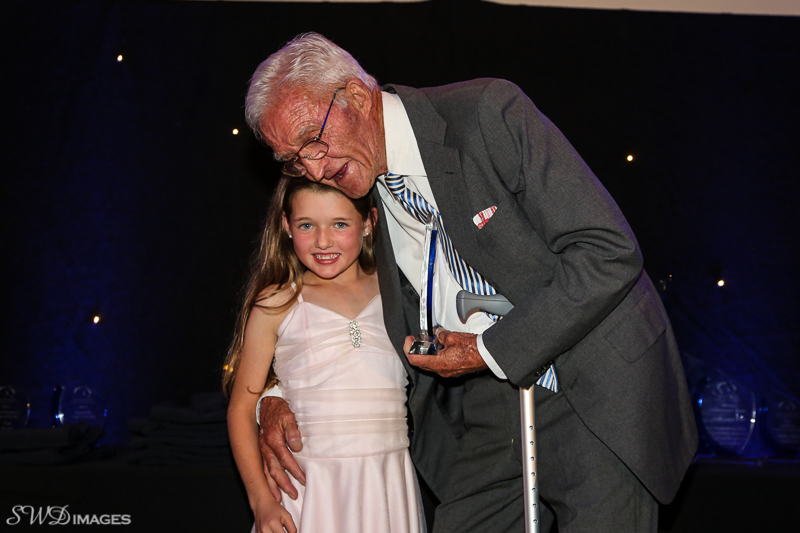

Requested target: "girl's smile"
[{"left": 313, "top": 253, "right": 341, "bottom": 264}]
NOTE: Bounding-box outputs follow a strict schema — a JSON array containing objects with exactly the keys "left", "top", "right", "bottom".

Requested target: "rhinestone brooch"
[{"left": 349, "top": 320, "right": 362, "bottom": 348}]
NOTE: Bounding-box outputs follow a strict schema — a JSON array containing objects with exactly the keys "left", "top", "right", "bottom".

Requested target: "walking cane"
[{"left": 456, "top": 291, "right": 540, "bottom": 533}]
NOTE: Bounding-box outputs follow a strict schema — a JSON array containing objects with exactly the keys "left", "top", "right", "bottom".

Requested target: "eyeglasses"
[{"left": 282, "top": 86, "right": 346, "bottom": 177}]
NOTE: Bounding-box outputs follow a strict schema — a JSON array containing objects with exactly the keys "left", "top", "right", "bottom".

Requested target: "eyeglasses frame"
[{"left": 282, "top": 86, "right": 347, "bottom": 177}]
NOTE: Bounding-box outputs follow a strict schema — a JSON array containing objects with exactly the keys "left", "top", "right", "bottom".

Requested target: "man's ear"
[{"left": 346, "top": 78, "right": 373, "bottom": 117}]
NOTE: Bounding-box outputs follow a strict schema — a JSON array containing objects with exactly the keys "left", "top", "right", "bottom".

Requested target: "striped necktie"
[{"left": 383, "top": 174, "right": 559, "bottom": 392}]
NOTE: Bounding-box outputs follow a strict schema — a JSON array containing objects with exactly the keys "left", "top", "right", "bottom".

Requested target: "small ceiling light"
[
  {"left": 717, "top": 280, "right": 725, "bottom": 287},
  {"left": 117, "top": 55, "right": 123, "bottom": 62},
  {"left": 93, "top": 316, "right": 101, "bottom": 324},
  {"left": 232, "top": 128, "right": 239, "bottom": 135},
  {"left": 627, "top": 155, "right": 633, "bottom": 162}
]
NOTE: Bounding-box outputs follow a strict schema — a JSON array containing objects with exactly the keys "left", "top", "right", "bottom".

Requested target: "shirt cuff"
[
  {"left": 477, "top": 334, "right": 507, "bottom": 380},
  {"left": 255, "top": 385, "right": 284, "bottom": 426}
]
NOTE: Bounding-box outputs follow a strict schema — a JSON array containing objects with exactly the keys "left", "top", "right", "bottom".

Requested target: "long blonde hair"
[{"left": 222, "top": 176, "right": 378, "bottom": 398}]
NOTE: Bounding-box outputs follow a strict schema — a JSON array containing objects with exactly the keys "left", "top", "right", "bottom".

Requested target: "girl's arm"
[{"left": 228, "top": 299, "right": 297, "bottom": 533}]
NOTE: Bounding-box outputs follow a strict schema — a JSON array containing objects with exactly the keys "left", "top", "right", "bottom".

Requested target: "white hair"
[{"left": 245, "top": 33, "right": 379, "bottom": 141}]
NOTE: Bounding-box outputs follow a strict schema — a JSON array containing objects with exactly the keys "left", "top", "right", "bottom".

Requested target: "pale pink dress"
[{"left": 264, "top": 291, "right": 425, "bottom": 533}]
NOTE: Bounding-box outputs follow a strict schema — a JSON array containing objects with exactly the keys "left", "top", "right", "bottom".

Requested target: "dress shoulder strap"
[{"left": 291, "top": 282, "right": 303, "bottom": 303}]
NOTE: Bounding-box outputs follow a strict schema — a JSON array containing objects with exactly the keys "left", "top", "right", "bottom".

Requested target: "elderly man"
[{"left": 248, "top": 33, "right": 697, "bottom": 533}]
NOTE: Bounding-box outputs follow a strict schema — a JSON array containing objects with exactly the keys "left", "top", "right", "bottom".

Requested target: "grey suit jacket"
[{"left": 374, "top": 79, "right": 697, "bottom": 504}]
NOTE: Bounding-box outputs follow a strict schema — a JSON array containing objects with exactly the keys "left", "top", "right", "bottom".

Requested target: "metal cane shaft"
[
  {"left": 455, "top": 290, "right": 539, "bottom": 532},
  {"left": 520, "top": 387, "right": 539, "bottom": 533}
]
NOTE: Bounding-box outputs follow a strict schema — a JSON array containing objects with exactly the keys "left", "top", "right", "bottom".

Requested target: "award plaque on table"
[
  {"left": 763, "top": 396, "right": 800, "bottom": 455},
  {"left": 0, "top": 385, "right": 30, "bottom": 430},
  {"left": 408, "top": 215, "right": 441, "bottom": 356},
  {"left": 696, "top": 376, "right": 757, "bottom": 456},
  {"left": 54, "top": 384, "right": 107, "bottom": 426}
]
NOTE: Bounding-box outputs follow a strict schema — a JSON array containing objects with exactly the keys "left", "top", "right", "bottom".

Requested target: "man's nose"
[{"left": 303, "top": 158, "right": 328, "bottom": 182}]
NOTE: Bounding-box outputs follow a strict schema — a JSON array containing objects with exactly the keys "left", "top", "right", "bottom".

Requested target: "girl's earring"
[
  {"left": 364, "top": 232, "right": 370, "bottom": 237},
  {"left": 288, "top": 234, "right": 293, "bottom": 239}
]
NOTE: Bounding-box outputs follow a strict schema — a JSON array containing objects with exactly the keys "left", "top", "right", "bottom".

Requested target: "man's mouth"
[{"left": 333, "top": 162, "right": 348, "bottom": 180}]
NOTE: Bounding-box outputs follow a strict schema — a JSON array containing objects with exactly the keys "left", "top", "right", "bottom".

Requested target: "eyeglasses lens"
[
  {"left": 282, "top": 140, "right": 329, "bottom": 177},
  {"left": 299, "top": 140, "right": 328, "bottom": 161}
]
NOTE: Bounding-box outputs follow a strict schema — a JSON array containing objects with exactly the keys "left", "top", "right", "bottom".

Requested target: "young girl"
[{"left": 224, "top": 176, "right": 425, "bottom": 533}]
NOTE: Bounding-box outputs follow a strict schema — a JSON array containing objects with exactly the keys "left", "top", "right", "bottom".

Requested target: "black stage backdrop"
[{"left": 2, "top": 0, "right": 799, "bottom": 448}]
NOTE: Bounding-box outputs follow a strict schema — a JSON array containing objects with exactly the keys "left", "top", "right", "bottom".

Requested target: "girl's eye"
[
  {"left": 334, "top": 222, "right": 348, "bottom": 229},
  {"left": 299, "top": 223, "right": 312, "bottom": 230}
]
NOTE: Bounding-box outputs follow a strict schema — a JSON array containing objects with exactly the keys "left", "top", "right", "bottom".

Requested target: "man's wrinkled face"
[{"left": 260, "top": 85, "right": 384, "bottom": 200}]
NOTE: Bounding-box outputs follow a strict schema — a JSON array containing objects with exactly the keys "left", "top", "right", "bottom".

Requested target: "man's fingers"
[
  {"left": 266, "top": 424, "right": 305, "bottom": 486},
  {"left": 406, "top": 330, "right": 487, "bottom": 378},
  {"left": 261, "top": 429, "right": 301, "bottom": 497},
  {"left": 260, "top": 397, "right": 303, "bottom": 450},
  {"left": 259, "top": 435, "right": 282, "bottom": 501},
  {"left": 260, "top": 399, "right": 306, "bottom": 487},
  {"left": 405, "top": 336, "right": 435, "bottom": 373},
  {"left": 406, "top": 353, "right": 431, "bottom": 372},
  {"left": 272, "top": 439, "right": 306, "bottom": 486},
  {"left": 403, "top": 335, "right": 415, "bottom": 354},
  {"left": 265, "top": 451, "right": 299, "bottom": 500},
  {"left": 264, "top": 467, "right": 282, "bottom": 502},
  {"left": 284, "top": 420, "right": 303, "bottom": 453}
]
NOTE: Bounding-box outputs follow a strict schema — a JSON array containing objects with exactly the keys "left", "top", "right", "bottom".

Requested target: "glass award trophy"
[
  {"left": 697, "top": 376, "right": 757, "bottom": 456},
  {"left": 54, "top": 384, "right": 107, "bottom": 426},
  {"left": 408, "top": 215, "right": 441, "bottom": 356},
  {"left": 0, "top": 385, "right": 30, "bottom": 430},
  {"left": 763, "top": 396, "right": 800, "bottom": 454}
]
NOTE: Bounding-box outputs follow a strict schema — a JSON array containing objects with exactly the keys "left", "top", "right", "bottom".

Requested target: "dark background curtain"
[{"left": 2, "top": 0, "right": 798, "bottom": 447}]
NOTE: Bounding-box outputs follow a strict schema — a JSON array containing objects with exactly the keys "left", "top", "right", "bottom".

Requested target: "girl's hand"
[{"left": 252, "top": 497, "right": 297, "bottom": 533}]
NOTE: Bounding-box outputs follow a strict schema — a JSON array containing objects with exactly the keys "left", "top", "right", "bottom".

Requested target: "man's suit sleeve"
[{"left": 476, "top": 80, "right": 644, "bottom": 388}]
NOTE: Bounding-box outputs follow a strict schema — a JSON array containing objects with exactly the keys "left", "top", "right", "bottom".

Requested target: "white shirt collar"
[{"left": 381, "top": 91, "right": 427, "bottom": 177}]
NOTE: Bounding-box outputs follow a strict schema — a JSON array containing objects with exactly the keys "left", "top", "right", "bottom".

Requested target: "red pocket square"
[{"left": 473, "top": 206, "right": 497, "bottom": 229}]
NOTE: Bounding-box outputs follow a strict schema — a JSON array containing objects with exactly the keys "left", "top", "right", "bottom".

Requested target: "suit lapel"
[
  {"left": 373, "top": 188, "right": 416, "bottom": 378},
  {"left": 418, "top": 141, "right": 484, "bottom": 268}
]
